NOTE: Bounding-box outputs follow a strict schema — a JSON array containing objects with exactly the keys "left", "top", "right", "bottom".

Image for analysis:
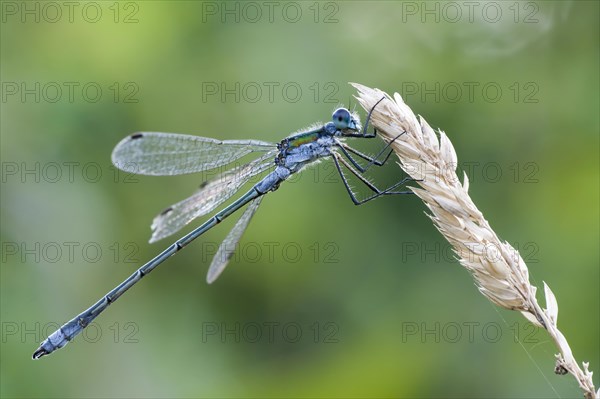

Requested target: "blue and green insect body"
[{"left": 277, "top": 128, "right": 335, "bottom": 173}]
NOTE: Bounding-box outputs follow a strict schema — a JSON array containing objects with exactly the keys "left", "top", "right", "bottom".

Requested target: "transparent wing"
[
  {"left": 206, "top": 196, "right": 264, "bottom": 284},
  {"left": 149, "top": 150, "right": 276, "bottom": 243},
  {"left": 111, "top": 132, "right": 276, "bottom": 176}
]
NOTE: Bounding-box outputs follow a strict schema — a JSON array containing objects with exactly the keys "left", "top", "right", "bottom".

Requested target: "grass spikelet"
[{"left": 352, "top": 83, "right": 598, "bottom": 398}]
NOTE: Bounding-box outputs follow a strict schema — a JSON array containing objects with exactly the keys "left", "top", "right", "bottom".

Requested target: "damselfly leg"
[
  {"left": 336, "top": 131, "right": 405, "bottom": 172},
  {"left": 332, "top": 152, "right": 413, "bottom": 206},
  {"left": 333, "top": 96, "right": 415, "bottom": 204}
]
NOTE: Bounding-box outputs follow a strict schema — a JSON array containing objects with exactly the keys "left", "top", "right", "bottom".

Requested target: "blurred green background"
[{"left": 1, "top": 1, "right": 598, "bottom": 397}]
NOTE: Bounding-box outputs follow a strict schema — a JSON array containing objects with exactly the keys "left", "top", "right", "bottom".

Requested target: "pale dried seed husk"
[{"left": 351, "top": 83, "right": 597, "bottom": 398}]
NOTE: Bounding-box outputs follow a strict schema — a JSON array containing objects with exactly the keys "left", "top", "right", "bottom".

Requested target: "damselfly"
[{"left": 33, "top": 98, "right": 412, "bottom": 359}]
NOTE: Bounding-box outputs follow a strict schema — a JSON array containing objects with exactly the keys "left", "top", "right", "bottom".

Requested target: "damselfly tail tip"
[
  {"left": 206, "top": 274, "right": 216, "bottom": 285},
  {"left": 32, "top": 347, "right": 48, "bottom": 360}
]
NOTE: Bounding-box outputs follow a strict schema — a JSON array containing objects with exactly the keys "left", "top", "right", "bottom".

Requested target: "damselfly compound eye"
[{"left": 332, "top": 108, "right": 351, "bottom": 129}]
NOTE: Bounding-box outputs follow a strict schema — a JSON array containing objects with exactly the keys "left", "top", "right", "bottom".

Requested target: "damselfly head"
[{"left": 332, "top": 108, "right": 359, "bottom": 132}]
